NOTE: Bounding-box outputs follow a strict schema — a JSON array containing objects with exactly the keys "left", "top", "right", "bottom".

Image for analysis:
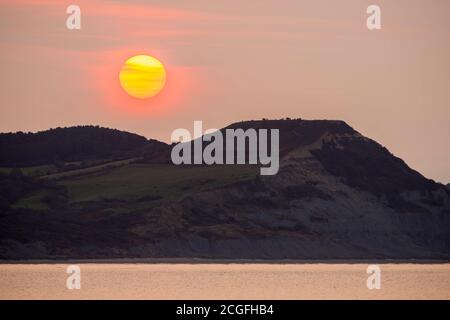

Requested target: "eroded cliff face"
[{"left": 134, "top": 122, "right": 450, "bottom": 259}]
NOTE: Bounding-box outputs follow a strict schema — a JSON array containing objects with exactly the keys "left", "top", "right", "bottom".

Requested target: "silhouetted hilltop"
[
  {"left": 225, "top": 118, "right": 356, "bottom": 156},
  {"left": 0, "top": 126, "right": 167, "bottom": 167}
]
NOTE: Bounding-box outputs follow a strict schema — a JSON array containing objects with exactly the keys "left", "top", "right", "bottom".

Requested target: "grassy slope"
[
  {"left": 13, "top": 163, "right": 259, "bottom": 210},
  {"left": 61, "top": 164, "right": 259, "bottom": 203},
  {"left": 41, "top": 158, "right": 138, "bottom": 180}
]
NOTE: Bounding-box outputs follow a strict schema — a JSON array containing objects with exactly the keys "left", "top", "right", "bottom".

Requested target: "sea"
[{"left": 0, "top": 263, "right": 449, "bottom": 299}]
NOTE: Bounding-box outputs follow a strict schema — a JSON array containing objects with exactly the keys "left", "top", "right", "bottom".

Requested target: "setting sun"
[{"left": 119, "top": 55, "right": 166, "bottom": 99}]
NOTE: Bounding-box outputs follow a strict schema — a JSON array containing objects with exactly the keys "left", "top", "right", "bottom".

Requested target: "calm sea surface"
[{"left": 0, "top": 263, "right": 449, "bottom": 299}]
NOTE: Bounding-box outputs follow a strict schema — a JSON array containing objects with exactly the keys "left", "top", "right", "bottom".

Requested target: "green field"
[
  {"left": 11, "top": 163, "right": 259, "bottom": 211},
  {"left": 60, "top": 164, "right": 259, "bottom": 203},
  {"left": 41, "top": 158, "right": 138, "bottom": 180}
]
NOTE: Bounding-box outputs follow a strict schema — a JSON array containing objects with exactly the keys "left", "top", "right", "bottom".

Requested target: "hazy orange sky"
[{"left": 0, "top": 0, "right": 449, "bottom": 183}]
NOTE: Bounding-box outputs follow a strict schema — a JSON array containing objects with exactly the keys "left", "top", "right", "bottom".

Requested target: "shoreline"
[{"left": 1, "top": 258, "right": 449, "bottom": 264}]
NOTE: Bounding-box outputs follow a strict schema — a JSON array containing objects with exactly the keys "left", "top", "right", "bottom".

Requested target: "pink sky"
[{"left": 0, "top": 0, "right": 449, "bottom": 183}]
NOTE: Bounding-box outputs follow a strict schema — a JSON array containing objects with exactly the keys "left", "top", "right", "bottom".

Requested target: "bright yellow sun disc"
[{"left": 119, "top": 55, "right": 166, "bottom": 99}]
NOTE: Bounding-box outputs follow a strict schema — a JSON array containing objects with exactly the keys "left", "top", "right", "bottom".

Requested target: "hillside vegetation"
[{"left": 0, "top": 119, "right": 449, "bottom": 260}]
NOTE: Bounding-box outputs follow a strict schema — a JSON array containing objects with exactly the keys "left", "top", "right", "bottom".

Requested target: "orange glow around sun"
[{"left": 88, "top": 48, "right": 204, "bottom": 118}]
